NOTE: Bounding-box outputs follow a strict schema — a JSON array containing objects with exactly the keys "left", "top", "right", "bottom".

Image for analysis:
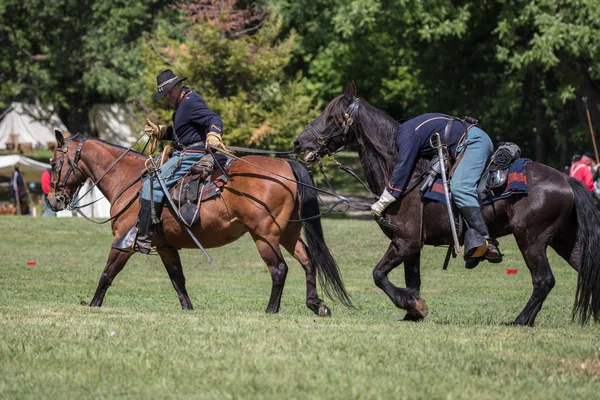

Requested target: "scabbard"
[
  {"left": 150, "top": 160, "right": 213, "bottom": 263},
  {"left": 436, "top": 139, "right": 462, "bottom": 255}
]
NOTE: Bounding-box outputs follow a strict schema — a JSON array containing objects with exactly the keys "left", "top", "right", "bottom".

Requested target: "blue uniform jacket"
[
  {"left": 164, "top": 87, "right": 223, "bottom": 150},
  {"left": 387, "top": 113, "right": 474, "bottom": 198}
]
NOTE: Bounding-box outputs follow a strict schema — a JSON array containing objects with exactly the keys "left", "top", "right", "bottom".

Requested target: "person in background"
[
  {"left": 10, "top": 167, "right": 30, "bottom": 215},
  {"left": 569, "top": 153, "right": 594, "bottom": 191},
  {"left": 40, "top": 168, "right": 56, "bottom": 216}
]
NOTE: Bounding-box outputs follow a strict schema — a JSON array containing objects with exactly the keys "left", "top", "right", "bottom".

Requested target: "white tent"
[
  {"left": 75, "top": 179, "right": 111, "bottom": 218},
  {"left": 0, "top": 103, "right": 68, "bottom": 150},
  {"left": 0, "top": 154, "right": 51, "bottom": 183},
  {"left": 0, "top": 155, "right": 111, "bottom": 218},
  {"left": 89, "top": 104, "right": 139, "bottom": 146}
]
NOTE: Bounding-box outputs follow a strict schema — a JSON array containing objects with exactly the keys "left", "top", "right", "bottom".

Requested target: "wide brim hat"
[{"left": 152, "top": 69, "right": 188, "bottom": 100}]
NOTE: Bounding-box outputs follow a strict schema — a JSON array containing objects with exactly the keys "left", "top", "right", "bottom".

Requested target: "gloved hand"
[
  {"left": 371, "top": 189, "right": 397, "bottom": 218},
  {"left": 206, "top": 132, "right": 234, "bottom": 155},
  {"left": 144, "top": 118, "right": 167, "bottom": 139}
]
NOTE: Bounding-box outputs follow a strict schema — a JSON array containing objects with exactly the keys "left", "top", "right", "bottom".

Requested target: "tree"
[
  {"left": 140, "top": 1, "right": 318, "bottom": 150},
  {"left": 0, "top": 0, "right": 169, "bottom": 134}
]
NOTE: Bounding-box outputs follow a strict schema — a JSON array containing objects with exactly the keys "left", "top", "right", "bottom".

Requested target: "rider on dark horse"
[
  {"left": 370, "top": 113, "right": 502, "bottom": 264},
  {"left": 115, "top": 69, "right": 231, "bottom": 254}
]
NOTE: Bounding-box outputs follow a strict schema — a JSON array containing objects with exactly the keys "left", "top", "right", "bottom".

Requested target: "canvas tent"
[
  {"left": 89, "top": 104, "right": 139, "bottom": 146},
  {"left": 0, "top": 155, "right": 51, "bottom": 183},
  {"left": 0, "top": 103, "right": 68, "bottom": 150},
  {"left": 0, "top": 155, "right": 111, "bottom": 218}
]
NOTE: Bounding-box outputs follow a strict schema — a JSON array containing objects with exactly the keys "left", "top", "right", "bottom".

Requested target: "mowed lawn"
[{"left": 1, "top": 216, "right": 599, "bottom": 399}]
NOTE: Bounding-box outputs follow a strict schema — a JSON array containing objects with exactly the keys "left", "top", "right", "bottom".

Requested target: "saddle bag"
[{"left": 477, "top": 142, "right": 521, "bottom": 200}]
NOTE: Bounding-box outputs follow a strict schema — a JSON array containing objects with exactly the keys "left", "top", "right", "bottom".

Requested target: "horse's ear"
[
  {"left": 55, "top": 130, "right": 65, "bottom": 147},
  {"left": 343, "top": 81, "right": 357, "bottom": 100}
]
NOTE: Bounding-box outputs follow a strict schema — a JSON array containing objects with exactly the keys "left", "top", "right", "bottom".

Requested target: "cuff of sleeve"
[
  {"left": 386, "top": 186, "right": 402, "bottom": 199},
  {"left": 209, "top": 125, "right": 222, "bottom": 136}
]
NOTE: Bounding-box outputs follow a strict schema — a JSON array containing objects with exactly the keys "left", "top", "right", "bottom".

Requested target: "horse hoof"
[
  {"left": 410, "top": 298, "right": 429, "bottom": 319},
  {"left": 318, "top": 305, "right": 332, "bottom": 317}
]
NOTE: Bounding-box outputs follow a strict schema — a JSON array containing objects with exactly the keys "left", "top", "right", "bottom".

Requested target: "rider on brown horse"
[
  {"left": 370, "top": 113, "right": 502, "bottom": 265},
  {"left": 114, "top": 69, "right": 231, "bottom": 254}
]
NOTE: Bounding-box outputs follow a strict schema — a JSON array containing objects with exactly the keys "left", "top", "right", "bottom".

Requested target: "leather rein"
[{"left": 51, "top": 135, "right": 146, "bottom": 224}]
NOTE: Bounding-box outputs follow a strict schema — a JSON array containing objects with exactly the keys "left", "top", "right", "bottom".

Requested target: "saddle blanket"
[{"left": 423, "top": 158, "right": 531, "bottom": 205}]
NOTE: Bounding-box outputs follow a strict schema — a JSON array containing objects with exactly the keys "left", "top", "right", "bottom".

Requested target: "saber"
[
  {"left": 430, "top": 132, "right": 462, "bottom": 254},
  {"left": 148, "top": 158, "right": 213, "bottom": 263}
]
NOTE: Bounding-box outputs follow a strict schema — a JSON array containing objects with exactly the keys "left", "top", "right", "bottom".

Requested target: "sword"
[
  {"left": 148, "top": 158, "right": 213, "bottom": 263},
  {"left": 430, "top": 132, "right": 462, "bottom": 255}
]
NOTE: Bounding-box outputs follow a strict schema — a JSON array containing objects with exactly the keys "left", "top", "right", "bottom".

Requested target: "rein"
[
  {"left": 209, "top": 149, "right": 361, "bottom": 222},
  {"left": 52, "top": 134, "right": 148, "bottom": 224}
]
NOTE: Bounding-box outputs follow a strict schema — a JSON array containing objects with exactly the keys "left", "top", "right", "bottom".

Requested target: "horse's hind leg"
[
  {"left": 513, "top": 234, "right": 555, "bottom": 326},
  {"left": 157, "top": 245, "right": 193, "bottom": 310},
  {"left": 373, "top": 242, "right": 428, "bottom": 321},
  {"left": 283, "top": 238, "right": 330, "bottom": 317},
  {"left": 90, "top": 248, "right": 133, "bottom": 307},
  {"left": 252, "top": 234, "right": 288, "bottom": 314}
]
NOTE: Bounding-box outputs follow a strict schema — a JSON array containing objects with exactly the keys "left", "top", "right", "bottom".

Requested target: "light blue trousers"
[
  {"left": 141, "top": 150, "right": 206, "bottom": 203},
  {"left": 449, "top": 127, "right": 493, "bottom": 208}
]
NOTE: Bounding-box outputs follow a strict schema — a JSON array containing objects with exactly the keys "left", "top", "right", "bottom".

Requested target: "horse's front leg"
[
  {"left": 404, "top": 252, "right": 422, "bottom": 292},
  {"left": 90, "top": 248, "right": 133, "bottom": 307},
  {"left": 373, "top": 242, "right": 428, "bottom": 321}
]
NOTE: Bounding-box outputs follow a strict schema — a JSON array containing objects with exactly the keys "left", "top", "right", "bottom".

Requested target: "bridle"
[
  {"left": 305, "top": 97, "right": 360, "bottom": 156},
  {"left": 50, "top": 137, "right": 86, "bottom": 206}
]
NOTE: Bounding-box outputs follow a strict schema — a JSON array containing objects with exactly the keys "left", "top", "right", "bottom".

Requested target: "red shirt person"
[
  {"left": 41, "top": 169, "right": 51, "bottom": 196},
  {"left": 570, "top": 154, "right": 595, "bottom": 191}
]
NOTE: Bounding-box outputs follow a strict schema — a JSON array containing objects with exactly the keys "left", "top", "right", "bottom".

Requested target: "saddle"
[
  {"left": 164, "top": 153, "right": 234, "bottom": 227},
  {"left": 477, "top": 142, "right": 522, "bottom": 202}
]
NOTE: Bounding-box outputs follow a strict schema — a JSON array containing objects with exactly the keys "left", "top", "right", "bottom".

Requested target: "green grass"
[{"left": 1, "top": 216, "right": 599, "bottom": 399}]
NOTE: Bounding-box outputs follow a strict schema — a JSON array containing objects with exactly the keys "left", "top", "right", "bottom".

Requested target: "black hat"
[
  {"left": 583, "top": 152, "right": 596, "bottom": 162},
  {"left": 151, "top": 69, "right": 187, "bottom": 100}
]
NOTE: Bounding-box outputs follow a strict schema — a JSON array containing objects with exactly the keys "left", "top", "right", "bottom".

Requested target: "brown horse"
[
  {"left": 47, "top": 131, "right": 352, "bottom": 315},
  {"left": 293, "top": 82, "right": 600, "bottom": 326}
]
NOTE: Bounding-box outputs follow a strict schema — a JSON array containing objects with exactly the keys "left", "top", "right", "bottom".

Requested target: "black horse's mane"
[{"left": 327, "top": 96, "right": 401, "bottom": 193}]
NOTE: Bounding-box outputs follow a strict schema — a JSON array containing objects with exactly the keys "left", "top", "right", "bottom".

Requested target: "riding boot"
[
  {"left": 134, "top": 199, "right": 154, "bottom": 254},
  {"left": 460, "top": 206, "right": 502, "bottom": 266}
]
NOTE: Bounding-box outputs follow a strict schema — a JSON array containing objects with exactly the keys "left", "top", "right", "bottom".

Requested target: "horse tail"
[
  {"left": 568, "top": 178, "right": 600, "bottom": 324},
  {"left": 287, "top": 160, "right": 354, "bottom": 308}
]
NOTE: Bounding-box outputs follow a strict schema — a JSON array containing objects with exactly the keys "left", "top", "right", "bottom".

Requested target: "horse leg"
[
  {"left": 157, "top": 245, "right": 193, "bottom": 310},
  {"left": 513, "top": 236, "right": 555, "bottom": 326},
  {"left": 253, "top": 235, "right": 288, "bottom": 314},
  {"left": 373, "top": 242, "right": 428, "bottom": 321},
  {"left": 283, "top": 238, "right": 330, "bottom": 317},
  {"left": 404, "top": 252, "right": 422, "bottom": 293},
  {"left": 90, "top": 248, "right": 133, "bottom": 307}
]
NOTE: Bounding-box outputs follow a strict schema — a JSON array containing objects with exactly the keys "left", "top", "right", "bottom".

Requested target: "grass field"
[{"left": 1, "top": 216, "right": 599, "bottom": 399}]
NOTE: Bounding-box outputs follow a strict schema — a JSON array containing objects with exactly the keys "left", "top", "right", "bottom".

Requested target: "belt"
[{"left": 177, "top": 141, "right": 205, "bottom": 151}]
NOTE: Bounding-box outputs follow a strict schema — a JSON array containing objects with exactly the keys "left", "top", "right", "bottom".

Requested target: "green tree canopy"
[
  {"left": 140, "top": 2, "right": 318, "bottom": 150},
  {"left": 0, "top": 0, "right": 168, "bottom": 134}
]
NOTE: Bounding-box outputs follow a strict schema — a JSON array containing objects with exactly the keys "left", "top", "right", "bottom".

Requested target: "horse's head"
[
  {"left": 294, "top": 82, "right": 360, "bottom": 162},
  {"left": 47, "top": 130, "right": 88, "bottom": 211}
]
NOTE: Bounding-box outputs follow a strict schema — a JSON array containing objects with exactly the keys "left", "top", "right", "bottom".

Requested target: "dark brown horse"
[
  {"left": 293, "top": 82, "right": 600, "bottom": 326},
  {"left": 47, "top": 131, "right": 352, "bottom": 315}
]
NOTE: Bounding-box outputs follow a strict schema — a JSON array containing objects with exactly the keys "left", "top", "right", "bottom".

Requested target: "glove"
[
  {"left": 144, "top": 118, "right": 167, "bottom": 139},
  {"left": 206, "top": 132, "right": 234, "bottom": 155},
  {"left": 371, "top": 189, "right": 397, "bottom": 218}
]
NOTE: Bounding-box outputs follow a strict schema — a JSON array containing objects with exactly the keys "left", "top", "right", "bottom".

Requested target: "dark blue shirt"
[
  {"left": 387, "top": 113, "right": 474, "bottom": 197},
  {"left": 165, "top": 88, "right": 223, "bottom": 150}
]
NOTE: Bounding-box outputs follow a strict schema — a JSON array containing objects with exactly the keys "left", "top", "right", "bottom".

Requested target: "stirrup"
[{"left": 112, "top": 226, "right": 137, "bottom": 252}]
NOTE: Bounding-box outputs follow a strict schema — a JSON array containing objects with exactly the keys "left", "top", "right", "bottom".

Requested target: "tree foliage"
[
  {"left": 140, "top": 1, "right": 318, "bottom": 150},
  {"left": 0, "top": 0, "right": 168, "bottom": 133},
  {"left": 1, "top": 0, "right": 599, "bottom": 165}
]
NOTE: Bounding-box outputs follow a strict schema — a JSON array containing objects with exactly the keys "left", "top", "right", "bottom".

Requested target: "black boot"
[
  {"left": 460, "top": 206, "right": 502, "bottom": 266},
  {"left": 135, "top": 199, "right": 163, "bottom": 254}
]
